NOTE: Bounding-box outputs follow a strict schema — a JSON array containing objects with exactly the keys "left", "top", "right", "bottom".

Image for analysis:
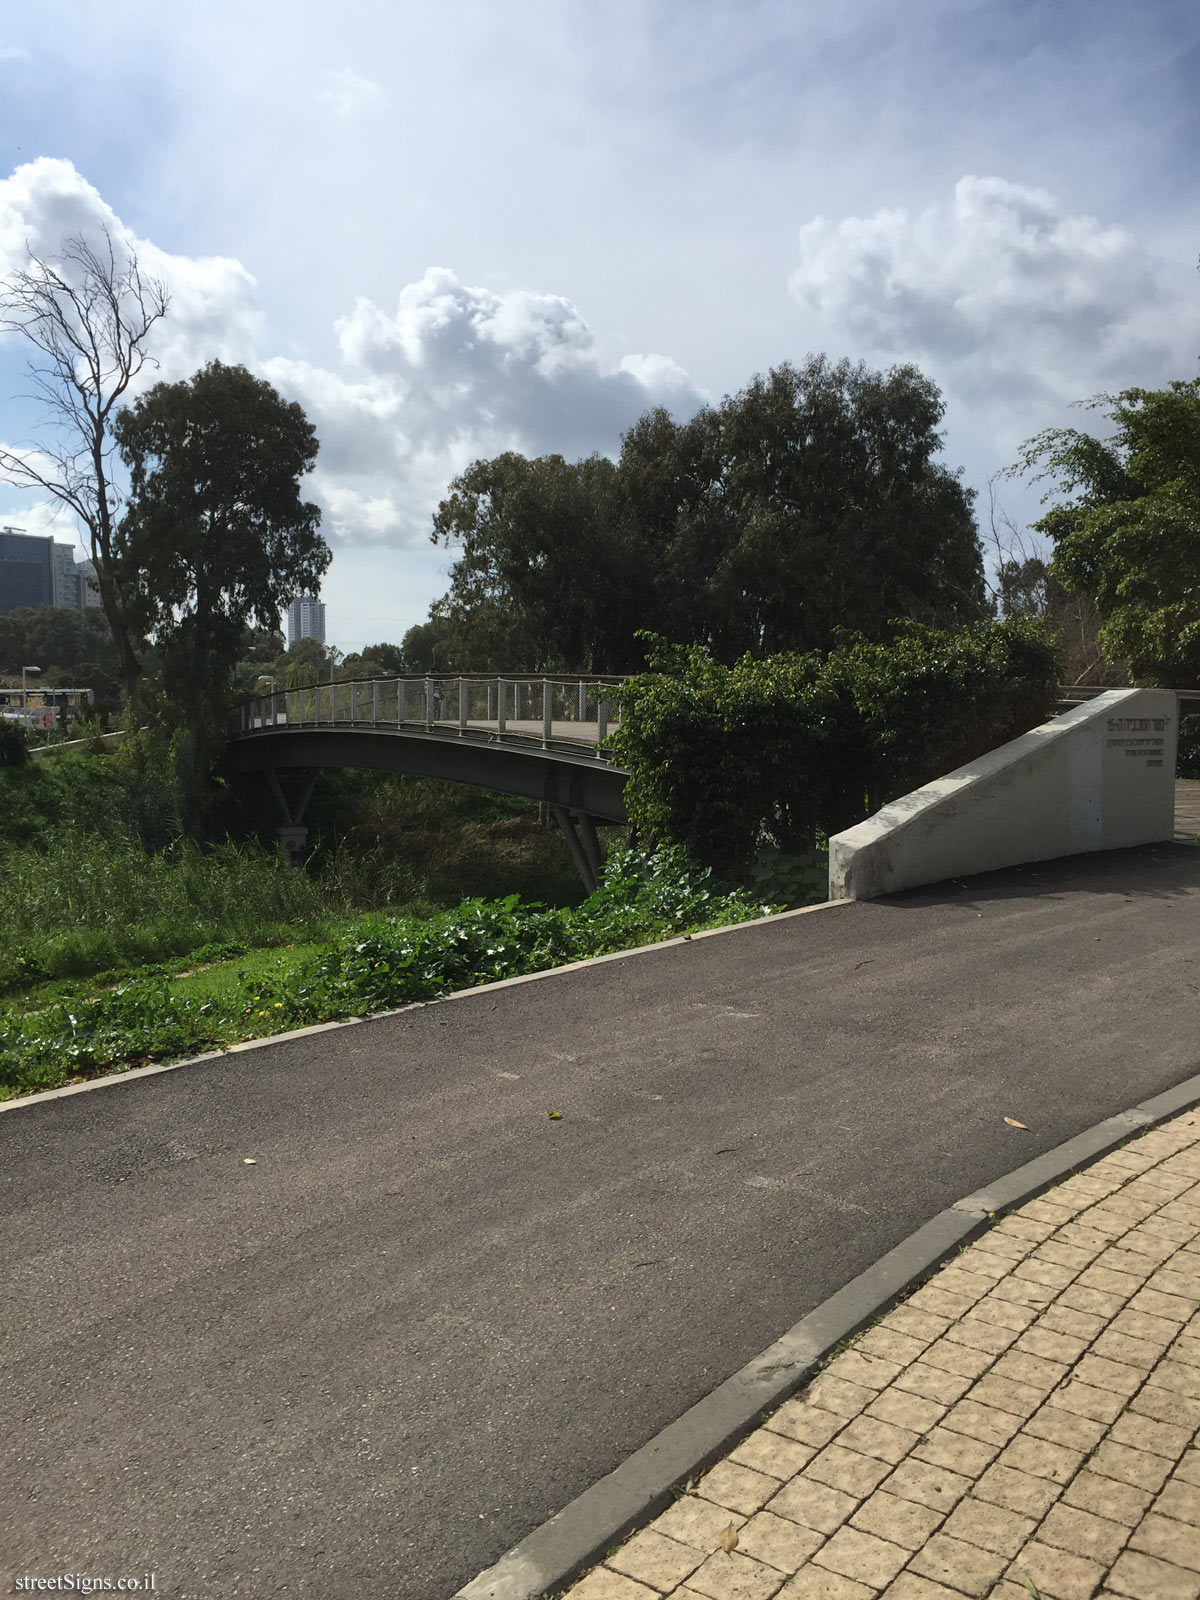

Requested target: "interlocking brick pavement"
[{"left": 561, "top": 1107, "right": 1200, "bottom": 1600}]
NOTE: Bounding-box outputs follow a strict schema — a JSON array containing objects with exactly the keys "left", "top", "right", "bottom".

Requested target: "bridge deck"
[{"left": 243, "top": 714, "right": 611, "bottom": 751}]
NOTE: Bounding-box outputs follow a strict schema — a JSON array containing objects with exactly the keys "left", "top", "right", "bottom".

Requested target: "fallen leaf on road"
[
  {"left": 548, "top": 1111, "right": 563, "bottom": 1120},
  {"left": 719, "top": 1526, "right": 739, "bottom": 1552},
  {"left": 1003, "top": 1117, "right": 1029, "bottom": 1130},
  {"left": 243, "top": 1157, "right": 257, "bottom": 1164}
]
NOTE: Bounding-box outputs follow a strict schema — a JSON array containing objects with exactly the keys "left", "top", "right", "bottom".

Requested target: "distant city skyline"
[{"left": 0, "top": 525, "right": 100, "bottom": 617}]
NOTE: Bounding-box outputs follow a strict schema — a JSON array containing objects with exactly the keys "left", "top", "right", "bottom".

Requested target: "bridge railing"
[{"left": 232, "top": 675, "right": 626, "bottom": 755}]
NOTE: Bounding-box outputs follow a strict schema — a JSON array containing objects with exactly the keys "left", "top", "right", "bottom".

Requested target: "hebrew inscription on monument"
[{"left": 1106, "top": 714, "right": 1171, "bottom": 770}]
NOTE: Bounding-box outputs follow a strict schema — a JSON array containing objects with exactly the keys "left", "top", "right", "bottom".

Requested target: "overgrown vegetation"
[
  {"left": 0, "top": 846, "right": 776, "bottom": 1100},
  {"left": 610, "top": 619, "right": 1062, "bottom": 875},
  {"left": 1179, "top": 712, "right": 1200, "bottom": 781},
  {"left": 0, "top": 740, "right": 592, "bottom": 994},
  {"left": 1012, "top": 378, "right": 1200, "bottom": 687}
]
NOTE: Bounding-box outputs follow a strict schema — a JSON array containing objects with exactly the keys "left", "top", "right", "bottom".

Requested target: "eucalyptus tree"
[{"left": 428, "top": 357, "right": 986, "bottom": 670}]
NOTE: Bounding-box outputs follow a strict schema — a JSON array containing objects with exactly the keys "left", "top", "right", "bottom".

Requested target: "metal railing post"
[
  {"left": 597, "top": 695, "right": 610, "bottom": 744},
  {"left": 497, "top": 679, "right": 507, "bottom": 735},
  {"left": 424, "top": 678, "right": 433, "bottom": 728},
  {"left": 351, "top": 681, "right": 358, "bottom": 723},
  {"left": 397, "top": 679, "right": 407, "bottom": 725},
  {"left": 372, "top": 682, "right": 379, "bottom": 724},
  {"left": 542, "top": 678, "right": 552, "bottom": 746},
  {"left": 578, "top": 681, "right": 586, "bottom": 721},
  {"left": 459, "top": 678, "right": 468, "bottom": 733}
]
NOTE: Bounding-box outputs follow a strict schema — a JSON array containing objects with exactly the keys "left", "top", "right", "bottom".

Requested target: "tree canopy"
[
  {"left": 1014, "top": 378, "right": 1200, "bottom": 686},
  {"left": 429, "top": 356, "right": 986, "bottom": 671},
  {"left": 114, "top": 360, "right": 330, "bottom": 739},
  {"left": 0, "top": 604, "right": 124, "bottom": 710}
]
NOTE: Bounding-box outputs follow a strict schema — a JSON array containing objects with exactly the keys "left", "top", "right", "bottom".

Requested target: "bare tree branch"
[{"left": 0, "top": 230, "right": 170, "bottom": 705}]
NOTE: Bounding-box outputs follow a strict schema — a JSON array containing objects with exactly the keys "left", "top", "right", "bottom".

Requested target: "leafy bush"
[
  {"left": 0, "top": 719, "right": 28, "bottom": 768},
  {"left": 1179, "top": 712, "right": 1200, "bottom": 780},
  {"left": 0, "top": 846, "right": 776, "bottom": 1099},
  {"left": 609, "top": 620, "right": 1061, "bottom": 874}
]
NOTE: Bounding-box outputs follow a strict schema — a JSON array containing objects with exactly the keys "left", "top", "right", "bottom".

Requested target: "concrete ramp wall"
[{"left": 828, "top": 688, "right": 1178, "bottom": 901}]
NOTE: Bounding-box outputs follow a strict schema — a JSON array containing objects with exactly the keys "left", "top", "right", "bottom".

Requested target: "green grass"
[
  {"left": 0, "top": 747, "right": 823, "bottom": 1103},
  {"left": 167, "top": 939, "right": 326, "bottom": 1005},
  {"left": 0, "top": 754, "right": 589, "bottom": 996},
  {"left": 0, "top": 847, "right": 783, "bottom": 1102},
  {"left": 0, "top": 833, "right": 341, "bottom": 993}
]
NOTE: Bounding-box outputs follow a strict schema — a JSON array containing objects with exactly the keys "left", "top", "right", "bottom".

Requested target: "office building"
[
  {"left": 287, "top": 594, "right": 326, "bottom": 649},
  {"left": 0, "top": 527, "right": 98, "bottom": 616}
]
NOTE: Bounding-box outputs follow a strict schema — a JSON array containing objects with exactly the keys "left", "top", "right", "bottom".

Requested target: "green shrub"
[
  {"left": 0, "top": 719, "right": 28, "bottom": 768},
  {"left": 1179, "top": 712, "right": 1200, "bottom": 780},
  {"left": 610, "top": 620, "right": 1061, "bottom": 874}
]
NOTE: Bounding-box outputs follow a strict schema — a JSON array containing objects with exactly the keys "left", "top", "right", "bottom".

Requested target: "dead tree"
[{"left": 0, "top": 232, "right": 169, "bottom": 708}]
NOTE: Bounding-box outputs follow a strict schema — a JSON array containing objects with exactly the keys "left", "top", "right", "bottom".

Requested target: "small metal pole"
[
  {"left": 497, "top": 680, "right": 507, "bottom": 734},
  {"left": 372, "top": 682, "right": 379, "bottom": 724},
  {"left": 351, "top": 681, "right": 358, "bottom": 723},
  {"left": 597, "top": 696, "right": 610, "bottom": 743},
  {"left": 542, "top": 678, "right": 552, "bottom": 746},
  {"left": 459, "top": 678, "right": 468, "bottom": 733},
  {"left": 398, "top": 679, "right": 407, "bottom": 724},
  {"left": 424, "top": 678, "right": 433, "bottom": 728},
  {"left": 578, "top": 681, "right": 586, "bottom": 721},
  {"left": 487, "top": 682, "right": 496, "bottom": 722}
]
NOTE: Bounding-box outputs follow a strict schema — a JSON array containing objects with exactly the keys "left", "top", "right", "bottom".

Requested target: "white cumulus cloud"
[
  {"left": 317, "top": 67, "right": 385, "bottom": 119},
  {"left": 788, "top": 176, "right": 1200, "bottom": 412},
  {"left": 263, "top": 266, "right": 706, "bottom": 545},
  {"left": 0, "top": 158, "right": 262, "bottom": 385},
  {"left": 2, "top": 163, "right": 705, "bottom": 554}
]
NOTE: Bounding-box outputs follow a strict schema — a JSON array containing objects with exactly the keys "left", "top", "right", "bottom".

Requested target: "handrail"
[{"left": 229, "top": 674, "right": 626, "bottom": 757}]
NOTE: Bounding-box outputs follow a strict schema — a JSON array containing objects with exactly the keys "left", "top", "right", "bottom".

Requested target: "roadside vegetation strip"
[{"left": 0, "top": 846, "right": 781, "bottom": 1102}]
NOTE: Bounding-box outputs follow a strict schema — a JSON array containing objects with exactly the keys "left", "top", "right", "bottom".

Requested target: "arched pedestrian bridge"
[{"left": 221, "top": 675, "right": 629, "bottom": 889}]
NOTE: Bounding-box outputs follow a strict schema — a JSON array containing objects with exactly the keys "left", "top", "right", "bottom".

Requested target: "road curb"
[
  {"left": 0, "top": 897, "right": 851, "bottom": 1115},
  {"left": 453, "top": 1069, "right": 1200, "bottom": 1600}
]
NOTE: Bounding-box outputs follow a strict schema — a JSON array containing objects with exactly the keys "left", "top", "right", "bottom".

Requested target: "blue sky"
[{"left": 2, "top": 0, "right": 1197, "bottom": 651}]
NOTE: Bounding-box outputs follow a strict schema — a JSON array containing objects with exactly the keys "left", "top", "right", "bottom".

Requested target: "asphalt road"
[{"left": 3, "top": 844, "right": 1200, "bottom": 1599}]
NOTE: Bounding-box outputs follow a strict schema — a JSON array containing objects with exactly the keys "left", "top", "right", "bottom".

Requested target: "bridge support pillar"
[
  {"left": 551, "top": 806, "right": 602, "bottom": 894},
  {"left": 276, "top": 823, "right": 309, "bottom": 867},
  {"left": 264, "top": 768, "right": 317, "bottom": 866},
  {"left": 578, "top": 813, "right": 603, "bottom": 883}
]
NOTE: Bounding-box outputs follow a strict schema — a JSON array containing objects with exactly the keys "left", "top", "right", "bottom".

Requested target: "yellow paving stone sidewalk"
[{"left": 562, "top": 1107, "right": 1200, "bottom": 1600}]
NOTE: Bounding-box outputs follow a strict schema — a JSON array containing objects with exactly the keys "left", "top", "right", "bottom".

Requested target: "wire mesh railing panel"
[{"left": 235, "top": 676, "right": 624, "bottom": 756}]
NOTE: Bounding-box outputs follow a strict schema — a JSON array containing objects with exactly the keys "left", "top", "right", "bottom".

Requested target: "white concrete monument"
[{"left": 829, "top": 688, "right": 1178, "bottom": 901}]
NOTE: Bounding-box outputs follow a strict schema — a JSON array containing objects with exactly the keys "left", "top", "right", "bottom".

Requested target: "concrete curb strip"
[
  {"left": 0, "top": 897, "right": 850, "bottom": 1115},
  {"left": 453, "top": 1067, "right": 1200, "bottom": 1600}
]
